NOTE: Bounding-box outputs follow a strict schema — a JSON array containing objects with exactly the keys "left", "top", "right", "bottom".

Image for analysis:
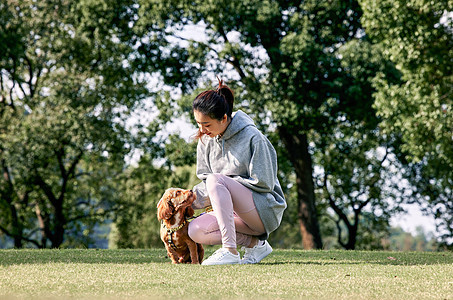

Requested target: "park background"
[{"left": 0, "top": 0, "right": 451, "bottom": 251}]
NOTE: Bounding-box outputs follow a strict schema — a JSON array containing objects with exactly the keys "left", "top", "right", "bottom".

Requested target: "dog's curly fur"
[{"left": 157, "top": 188, "right": 204, "bottom": 264}]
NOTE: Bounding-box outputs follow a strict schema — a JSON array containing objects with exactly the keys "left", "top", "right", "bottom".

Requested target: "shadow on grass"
[
  {"left": 266, "top": 249, "right": 453, "bottom": 266},
  {"left": 0, "top": 248, "right": 451, "bottom": 266},
  {"left": 0, "top": 248, "right": 169, "bottom": 266}
]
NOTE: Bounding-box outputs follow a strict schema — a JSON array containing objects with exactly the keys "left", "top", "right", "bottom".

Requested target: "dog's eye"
[{"left": 176, "top": 191, "right": 181, "bottom": 196}]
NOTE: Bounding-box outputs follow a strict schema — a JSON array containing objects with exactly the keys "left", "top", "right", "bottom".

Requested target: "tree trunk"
[
  {"left": 346, "top": 224, "right": 357, "bottom": 250},
  {"left": 35, "top": 204, "right": 47, "bottom": 248},
  {"left": 278, "top": 126, "right": 323, "bottom": 249},
  {"left": 34, "top": 174, "right": 67, "bottom": 248},
  {"left": 52, "top": 202, "right": 66, "bottom": 248},
  {"left": 1, "top": 158, "right": 23, "bottom": 248}
]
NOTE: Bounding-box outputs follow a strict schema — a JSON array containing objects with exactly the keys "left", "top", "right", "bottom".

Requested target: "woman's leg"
[
  {"left": 188, "top": 212, "right": 259, "bottom": 247},
  {"left": 188, "top": 173, "right": 265, "bottom": 248}
]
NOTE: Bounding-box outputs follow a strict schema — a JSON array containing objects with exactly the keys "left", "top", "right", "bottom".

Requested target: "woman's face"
[{"left": 194, "top": 110, "right": 229, "bottom": 138}]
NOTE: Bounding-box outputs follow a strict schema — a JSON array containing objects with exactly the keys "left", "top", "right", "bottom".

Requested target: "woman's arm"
[
  {"left": 193, "top": 138, "right": 211, "bottom": 209},
  {"left": 196, "top": 138, "right": 211, "bottom": 180}
]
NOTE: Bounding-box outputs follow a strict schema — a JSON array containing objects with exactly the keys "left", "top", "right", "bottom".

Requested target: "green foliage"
[
  {"left": 131, "top": 0, "right": 391, "bottom": 249},
  {"left": 0, "top": 0, "right": 147, "bottom": 248},
  {"left": 314, "top": 120, "right": 406, "bottom": 249},
  {"left": 307, "top": 35, "right": 405, "bottom": 249},
  {"left": 164, "top": 135, "right": 197, "bottom": 167},
  {"left": 111, "top": 133, "right": 199, "bottom": 248},
  {"left": 360, "top": 0, "right": 453, "bottom": 244},
  {"left": 381, "top": 226, "right": 439, "bottom": 252},
  {"left": 1, "top": 0, "right": 450, "bottom": 250},
  {"left": 129, "top": 0, "right": 452, "bottom": 249},
  {"left": 111, "top": 156, "right": 171, "bottom": 249}
]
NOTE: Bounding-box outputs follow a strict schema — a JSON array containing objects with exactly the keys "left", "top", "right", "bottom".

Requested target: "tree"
[
  {"left": 111, "top": 134, "right": 198, "bottom": 248},
  {"left": 381, "top": 226, "right": 438, "bottom": 251},
  {"left": 133, "top": 0, "right": 381, "bottom": 249},
  {"left": 359, "top": 0, "right": 453, "bottom": 246},
  {"left": 309, "top": 37, "right": 405, "bottom": 250},
  {"left": 314, "top": 122, "right": 404, "bottom": 249},
  {"left": 0, "top": 0, "right": 146, "bottom": 248}
]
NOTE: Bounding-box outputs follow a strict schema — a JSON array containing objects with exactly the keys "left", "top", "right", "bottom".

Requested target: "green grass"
[{"left": 0, "top": 248, "right": 452, "bottom": 299}]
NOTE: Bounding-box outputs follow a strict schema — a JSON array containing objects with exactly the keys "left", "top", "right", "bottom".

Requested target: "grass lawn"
[{"left": 0, "top": 248, "right": 452, "bottom": 299}]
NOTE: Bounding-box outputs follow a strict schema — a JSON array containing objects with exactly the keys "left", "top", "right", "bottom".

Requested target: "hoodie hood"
[
  {"left": 220, "top": 110, "right": 256, "bottom": 141},
  {"left": 214, "top": 110, "right": 255, "bottom": 157}
]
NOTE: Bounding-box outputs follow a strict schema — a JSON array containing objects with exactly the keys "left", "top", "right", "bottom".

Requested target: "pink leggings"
[{"left": 188, "top": 173, "right": 266, "bottom": 248}]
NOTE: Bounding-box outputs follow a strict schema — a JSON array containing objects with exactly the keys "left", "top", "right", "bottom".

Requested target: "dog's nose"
[{"left": 189, "top": 189, "right": 193, "bottom": 192}]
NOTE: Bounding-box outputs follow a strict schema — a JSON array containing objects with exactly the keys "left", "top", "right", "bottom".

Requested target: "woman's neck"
[{"left": 218, "top": 119, "right": 232, "bottom": 137}]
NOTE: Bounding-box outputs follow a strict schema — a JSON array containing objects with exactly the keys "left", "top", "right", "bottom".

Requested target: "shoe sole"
[
  {"left": 202, "top": 261, "right": 240, "bottom": 266},
  {"left": 202, "top": 252, "right": 241, "bottom": 265}
]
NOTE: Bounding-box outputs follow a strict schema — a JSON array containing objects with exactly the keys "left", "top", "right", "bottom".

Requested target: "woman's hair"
[
  {"left": 192, "top": 78, "right": 234, "bottom": 140},
  {"left": 193, "top": 77, "right": 234, "bottom": 121}
]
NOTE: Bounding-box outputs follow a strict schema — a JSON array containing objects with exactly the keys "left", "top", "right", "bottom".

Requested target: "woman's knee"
[
  {"left": 188, "top": 221, "right": 202, "bottom": 243},
  {"left": 188, "top": 214, "right": 220, "bottom": 245}
]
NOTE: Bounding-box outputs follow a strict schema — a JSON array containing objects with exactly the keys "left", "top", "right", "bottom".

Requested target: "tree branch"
[
  {"left": 217, "top": 26, "right": 247, "bottom": 80},
  {"left": 0, "top": 72, "right": 5, "bottom": 112},
  {"left": 173, "top": 23, "right": 249, "bottom": 81},
  {"left": 55, "top": 147, "right": 67, "bottom": 180},
  {"left": 353, "top": 147, "right": 390, "bottom": 214},
  {"left": 34, "top": 174, "right": 58, "bottom": 207},
  {"left": 324, "top": 172, "right": 351, "bottom": 228},
  {"left": 58, "top": 150, "right": 83, "bottom": 202},
  {"left": 334, "top": 219, "right": 346, "bottom": 248},
  {"left": 23, "top": 54, "right": 36, "bottom": 98},
  {"left": 20, "top": 236, "right": 41, "bottom": 248},
  {"left": 67, "top": 207, "right": 119, "bottom": 223},
  {"left": 0, "top": 223, "right": 12, "bottom": 237},
  {"left": 7, "top": 70, "right": 17, "bottom": 110},
  {"left": 323, "top": 172, "right": 353, "bottom": 247},
  {"left": 0, "top": 222, "right": 41, "bottom": 248},
  {"left": 1, "top": 157, "right": 14, "bottom": 195}
]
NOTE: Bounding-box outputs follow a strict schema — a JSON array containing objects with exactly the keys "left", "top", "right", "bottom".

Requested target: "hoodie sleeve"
[
  {"left": 196, "top": 137, "right": 211, "bottom": 180},
  {"left": 233, "top": 139, "right": 277, "bottom": 193},
  {"left": 192, "top": 138, "right": 212, "bottom": 209}
]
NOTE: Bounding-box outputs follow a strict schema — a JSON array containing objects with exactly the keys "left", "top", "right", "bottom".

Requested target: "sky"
[{"left": 390, "top": 204, "right": 436, "bottom": 236}]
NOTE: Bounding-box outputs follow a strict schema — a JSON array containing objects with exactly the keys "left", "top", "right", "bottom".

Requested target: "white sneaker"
[
  {"left": 201, "top": 248, "right": 241, "bottom": 265},
  {"left": 241, "top": 240, "right": 273, "bottom": 264}
]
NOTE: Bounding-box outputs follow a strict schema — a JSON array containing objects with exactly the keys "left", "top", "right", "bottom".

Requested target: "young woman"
[{"left": 188, "top": 79, "right": 287, "bottom": 265}]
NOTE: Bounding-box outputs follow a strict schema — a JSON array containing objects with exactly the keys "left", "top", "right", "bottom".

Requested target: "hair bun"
[{"left": 216, "top": 76, "right": 234, "bottom": 115}]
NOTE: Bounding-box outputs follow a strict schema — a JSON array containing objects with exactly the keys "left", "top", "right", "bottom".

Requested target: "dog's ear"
[
  {"left": 157, "top": 194, "right": 174, "bottom": 220},
  {"left": 184, "top": 205, "right": 194, "bottom": 219}
]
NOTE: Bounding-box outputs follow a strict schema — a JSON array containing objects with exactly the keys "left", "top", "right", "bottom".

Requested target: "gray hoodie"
[{"left": 193, "top": 110, "right": 287, "bottom": 240}]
